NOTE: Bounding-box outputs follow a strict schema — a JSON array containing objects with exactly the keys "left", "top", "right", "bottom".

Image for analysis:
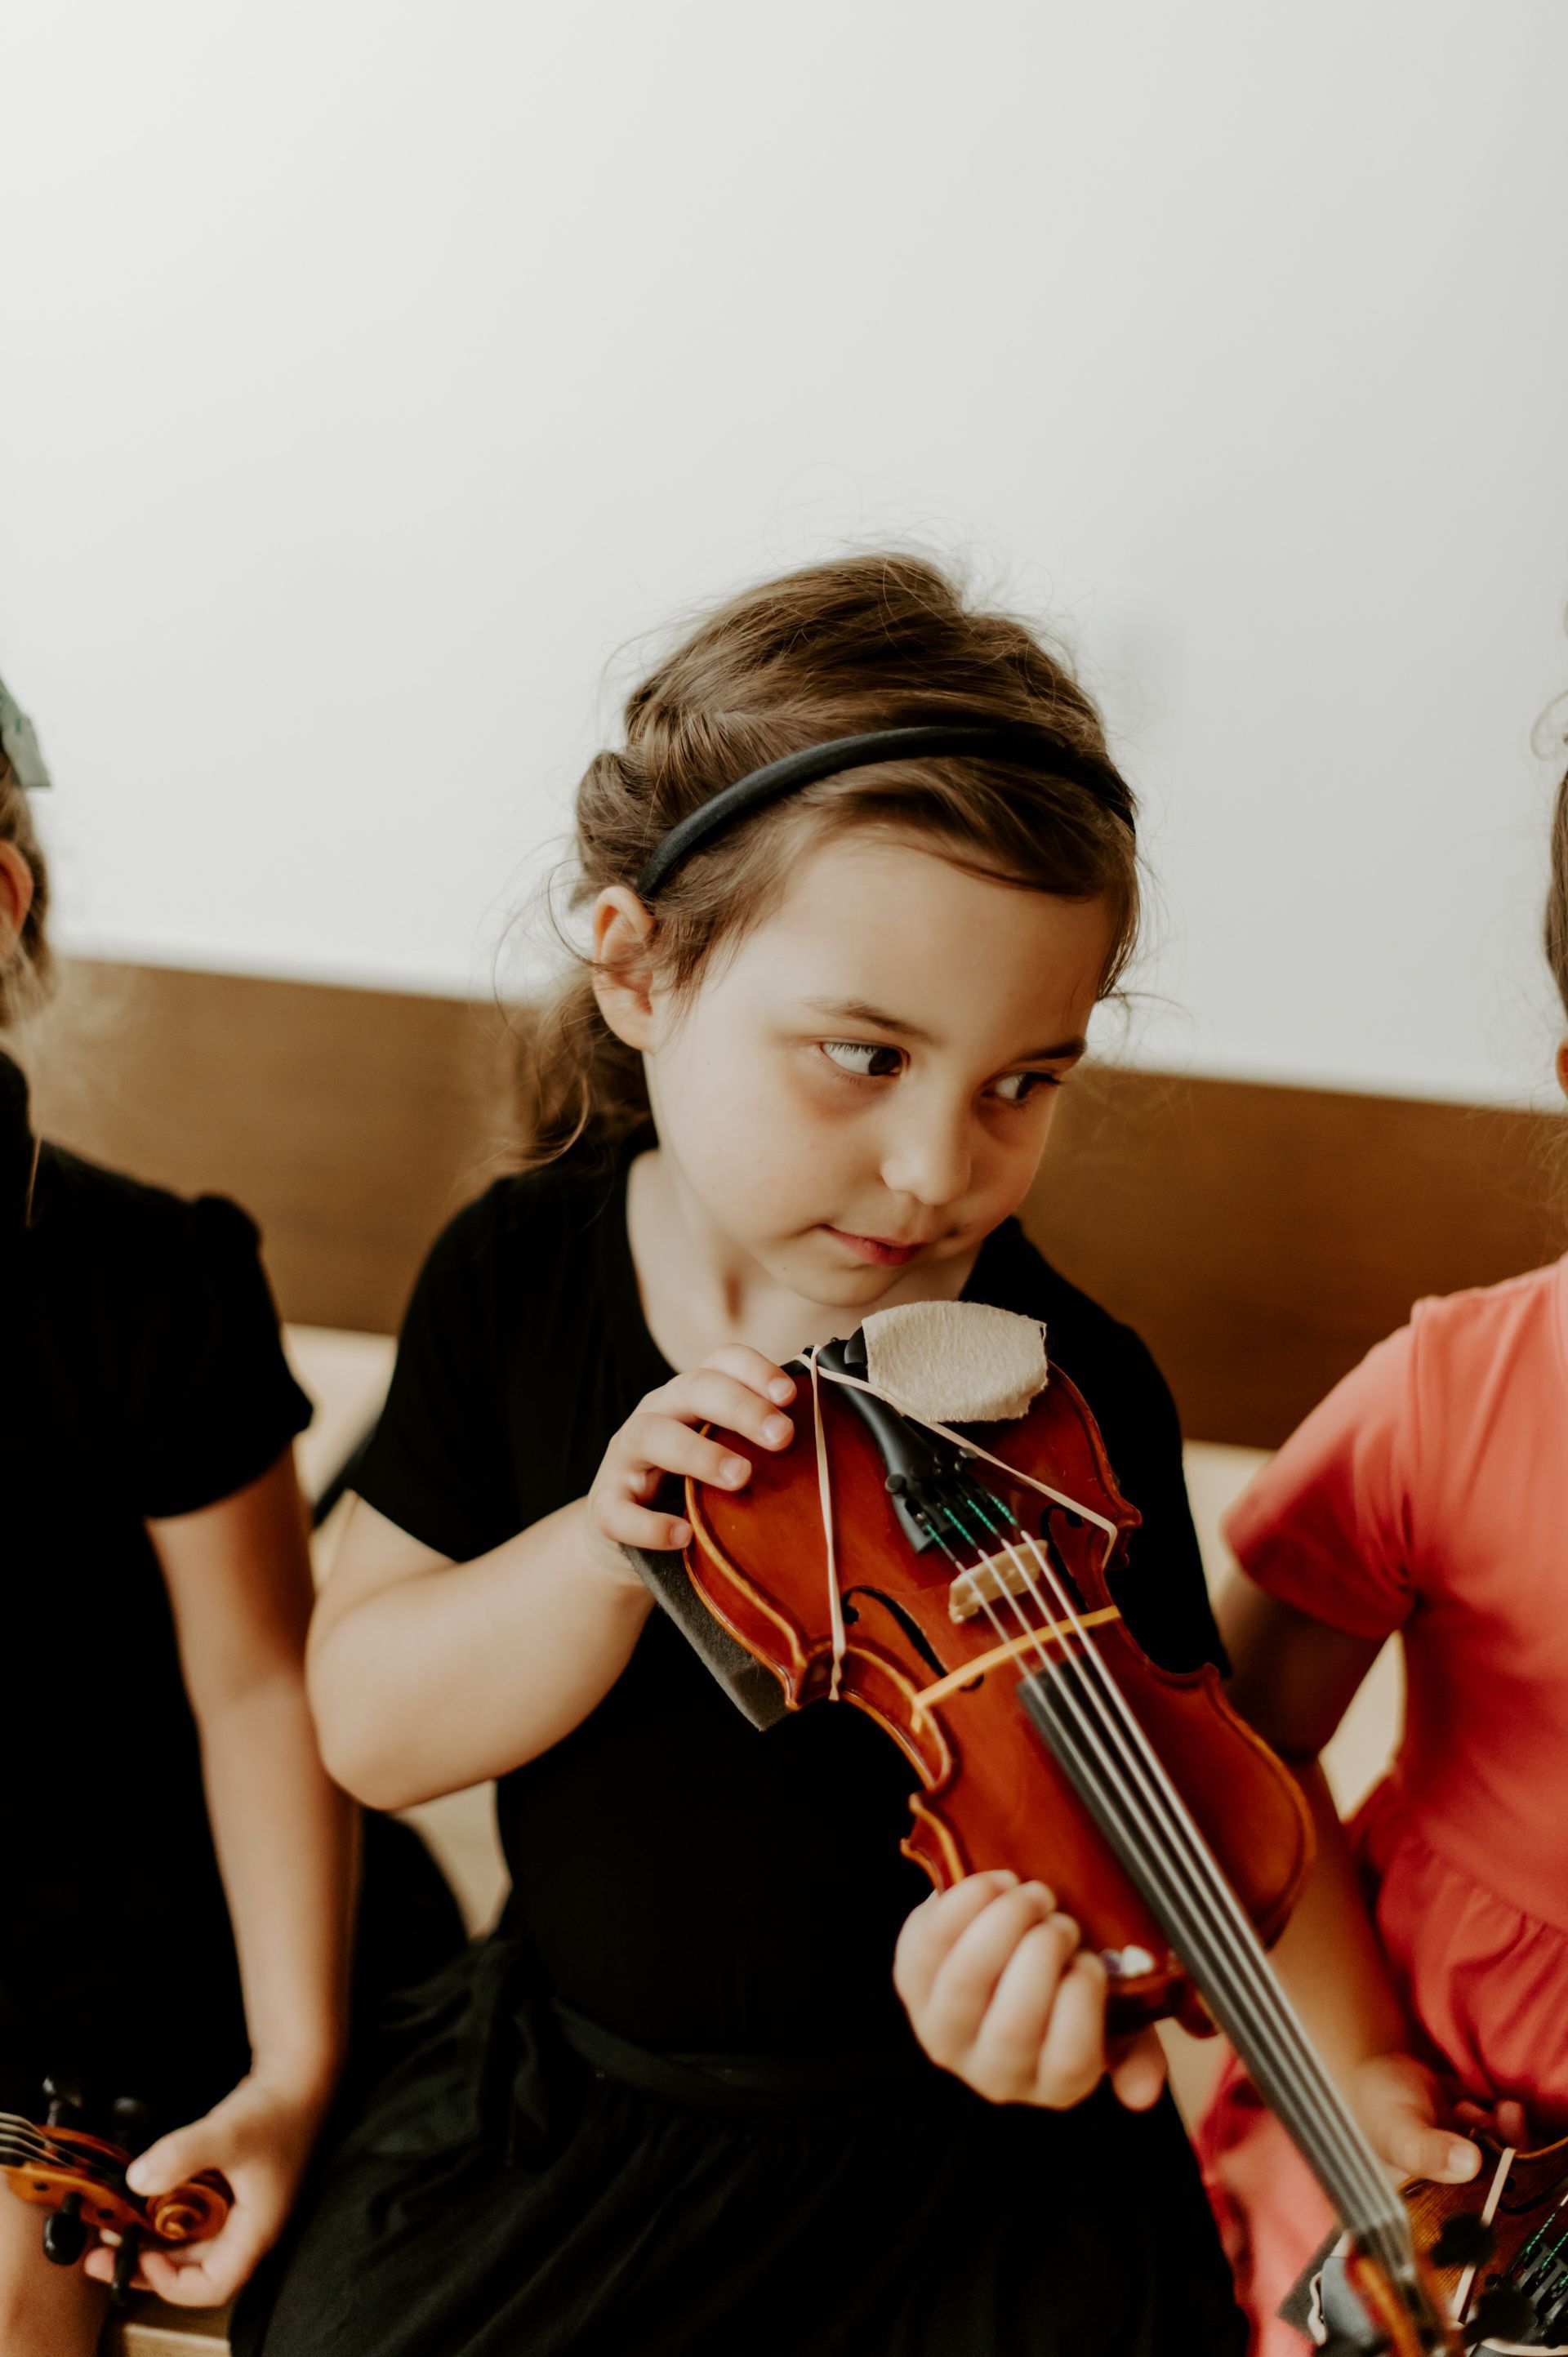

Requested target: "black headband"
[{"left": 635, "top": 723, "right": 1133, "bottom": 899}]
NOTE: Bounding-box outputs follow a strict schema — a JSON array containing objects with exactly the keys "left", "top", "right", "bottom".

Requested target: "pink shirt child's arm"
[{"left": 1223, "top": 1322, "right": 1423, "bottom": 1642}]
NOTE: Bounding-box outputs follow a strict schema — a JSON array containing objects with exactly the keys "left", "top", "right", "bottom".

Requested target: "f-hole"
[{"left": 840, "top": 1588, "right": 951, "bottom": 1682}]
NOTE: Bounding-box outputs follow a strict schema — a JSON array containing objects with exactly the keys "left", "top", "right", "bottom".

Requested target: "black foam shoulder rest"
[{"left": 621, "top": 1544, "right": 790, "bottom": 1732}]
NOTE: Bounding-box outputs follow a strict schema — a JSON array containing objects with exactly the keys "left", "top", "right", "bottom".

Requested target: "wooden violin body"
[
  {"left": 674, "top": 1351, "right": 1313, "bottom": 2034},
  {"left": 632, "top": 1321, "right": 1529, "bottom": 2350},
  {"left": 1401, "top": 2132, "right": 1568, "bottom": 2353}
]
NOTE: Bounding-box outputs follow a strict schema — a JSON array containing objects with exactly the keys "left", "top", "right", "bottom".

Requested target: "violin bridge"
[{"left": 948, "top": 1548, "right": 1049, "bottom": 1623}]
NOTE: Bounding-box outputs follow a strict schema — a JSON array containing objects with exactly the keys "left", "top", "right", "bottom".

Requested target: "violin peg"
[
  {"left": 42, "top": 2191, "right": 88, "bottom": 2267},
  {"left": 42, "top": 2076, "right": 86, "bottom": 2131},
  {"left": 109, "top": 2226, "right": 141, "bottom": 2308},
  {"left": 1428, "top": 2210, "right": 1494, "bottom": 2270},
  {"left": 1467, "top": 2283, "right": 1537, "bottom": 2346},
  {"left": 110, "top": 2095, "right": 151, "bottom": 2152}
]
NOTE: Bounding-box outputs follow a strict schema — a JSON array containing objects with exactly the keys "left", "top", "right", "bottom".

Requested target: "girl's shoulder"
[
  {"left": 23, "top": 1144, "right": 311, "bottom": 1515},
  {"left": 1403, "top": 1253, "right": 1568, "bottom": 1397},
  {"left": 409, "top": 1149, "right": 628, "bottom": 1323},
  {"left": 974, "top": 1215, "right": 1177, "bottom": 1410},
  {"left": 30, "top": 1143, "right": 296, "bottom": 1370},
  {"left": 1223, "top": 1253, "right": 1568, "bottom": 1635},
  {"left": 35, "top": 1135, "right": 264, "bottom": 1264}
]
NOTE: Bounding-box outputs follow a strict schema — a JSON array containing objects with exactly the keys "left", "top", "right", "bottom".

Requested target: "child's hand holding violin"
[
  {"left": 894, "top": 1869, "right": 1169, "bottom": 2112},
  {"left": 897, "top": 1873, "right": 1494, "bottom": 2192},
  {"left": 83, "top": 2065, "right": 332, "bottom": 2307},
  {"left": 580, "top": 1345, "right": 798, "bottom": 1582}
]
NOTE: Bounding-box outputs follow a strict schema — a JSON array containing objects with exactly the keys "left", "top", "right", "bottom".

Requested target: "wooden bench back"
[{"left": 29, "top": 960, "right": 1567, "bottom": 1446}]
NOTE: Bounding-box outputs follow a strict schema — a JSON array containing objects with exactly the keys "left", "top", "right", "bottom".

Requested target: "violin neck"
[{"left": 1016, "top": 1673, "right": 1446, "bottom": 2346}]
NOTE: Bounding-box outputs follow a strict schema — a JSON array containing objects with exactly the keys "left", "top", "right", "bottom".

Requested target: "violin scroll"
[{"left": 1, "top": 2083, "right": 231, "bottom": 2306}]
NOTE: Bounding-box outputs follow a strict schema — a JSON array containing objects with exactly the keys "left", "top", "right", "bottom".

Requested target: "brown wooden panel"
[
  {"left": 24, "top": 960, "right": 1568, "bottom": 1443},
  {"left": 1023, "top": 1064, "right": 1568, "bottom": 1445},
  {"left": 29, "top": 960, "right": 519, "bottom": 1334}
]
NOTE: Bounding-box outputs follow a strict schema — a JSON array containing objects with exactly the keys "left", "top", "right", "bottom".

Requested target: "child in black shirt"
[
  {"left": 239, "top": 556, "right": 1249, "bottom": 2356},
  {"left": 0, "top": 681, "right": 457, "bottom": 2350}
]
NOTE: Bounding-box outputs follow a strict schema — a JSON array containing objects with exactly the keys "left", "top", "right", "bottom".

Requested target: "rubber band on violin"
[{"left": 626, "top": 1299, "right": 1564, "bottom": 2357}]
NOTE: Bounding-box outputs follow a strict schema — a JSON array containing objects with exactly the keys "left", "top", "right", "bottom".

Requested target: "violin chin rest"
[{"left": 622, "top": 1545, "right": 791, "bottom": 1731}]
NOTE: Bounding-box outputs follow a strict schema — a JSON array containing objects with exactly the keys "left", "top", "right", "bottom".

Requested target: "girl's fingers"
[
  {"left": 137, "top": 2201, "right": 269, "bottom": 2306},
  {"left": 653, "top": 1369, "right": 795, "bottom": 1452},
  {"left": 893, "top": 1872, "right": 1022, "bottom": 2012},
  {"left": 1386, "top": 2112, "right": 1480, "bottom": 2185},
  {"left": 909, "top": 1882, "right": 1057, "bottom": 2066},
  {"left": 964, "top": 1912, "right": 1082, "bottom": 2098},
  {"left": 1029, "top": 1948, "right": 1110, "bottom": 2109},
  {"left": 621, "top": 1413, "right": 760, "bottom": 1494},
  {"left": 125, "top": 2124, "right": 212, "bottom": 2199},
  {"left": 84, "top": 2243, "right": 149, "bottom": 2289},
  {"left": 1107, "top": 2025, "right": 1168, "bottom": 2111},
  {"left": 697, "top": 1344, "right": 797, "bottom": 1405},
  {"left": 599, "top": 1495, "right": 693, "bottom": 1553},
  {"left": 1359, "top": 2054, "right": 1480, "bottom": 2185},
  {"left": 1495, "top": 2100, "right": 1530, "bottom": 2149}
]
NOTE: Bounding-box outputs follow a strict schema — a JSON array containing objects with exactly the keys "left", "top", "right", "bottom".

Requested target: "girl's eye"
[
  {"left": 991, "top": 1071, "right": 1061, "bottom": 1106},
  {"left": 820, "top": 1040, "right": 904, "bottom": 1080}
]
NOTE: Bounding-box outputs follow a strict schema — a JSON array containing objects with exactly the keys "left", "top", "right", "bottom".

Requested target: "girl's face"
[{"left": 599, "top": 831, "right": 1116, "bottom": 1311}]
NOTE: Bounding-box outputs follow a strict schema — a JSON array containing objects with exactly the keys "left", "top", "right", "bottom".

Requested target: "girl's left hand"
[
  {"left": 82, "top": 2065, "right": 332, "bottom": 2306},
  {"left": 1349, "top": 2052, "right": 1486, "bottom": 2186},
  {"left": 893, "top": 1869, "right": 1168, "bottom": 2111}
]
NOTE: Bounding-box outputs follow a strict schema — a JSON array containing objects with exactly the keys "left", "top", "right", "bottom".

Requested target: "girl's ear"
[
  {"left": 0, "top": 842, "right": 35, "bottom": 966},
  {"left": 590, "top": 886, "right": 659, "bottom": 1050},
  {"left": 1556, "top": 1040, "right": 1568, "bottom": 1103}
]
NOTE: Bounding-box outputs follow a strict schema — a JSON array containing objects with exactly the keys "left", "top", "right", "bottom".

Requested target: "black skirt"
[
  {"left": 234, "top": 1931, "right": 1245, "bottom": 2357},
  {"left": 0, "top": 1816, "right": 466, "bottom": 2145}
]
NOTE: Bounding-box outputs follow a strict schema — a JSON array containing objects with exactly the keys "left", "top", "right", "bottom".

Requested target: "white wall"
[{"left": 3, "top": 0, "right": 1567, "bottom": 1105}]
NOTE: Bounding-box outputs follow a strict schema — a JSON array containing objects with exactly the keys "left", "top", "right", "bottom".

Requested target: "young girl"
[
  {"left": 0, "top": 680, "right": 459, "bottom": 2352},
  {"left": 234, "top": 553, "right": 1250, "bottom": 2357},
  {"left": 1191, "top": 760, "right": 1568, "bottom": 2350}
]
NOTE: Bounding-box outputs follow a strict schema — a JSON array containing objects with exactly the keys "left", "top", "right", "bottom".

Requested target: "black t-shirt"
[
  {"left": 357, "top": 1143, "right": 1223, "bottom": 2057},
  {"left": 1, "top": 1054, "right": 312, "bottom": 2063}
]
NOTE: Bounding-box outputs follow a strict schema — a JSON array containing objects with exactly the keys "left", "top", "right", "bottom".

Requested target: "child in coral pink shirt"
[{"left": 1201, "top": 766, "right": 1568, "bottom": 2351}]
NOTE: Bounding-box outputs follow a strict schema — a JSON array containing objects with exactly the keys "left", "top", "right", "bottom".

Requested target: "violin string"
[
  {"left": 938, "top": 1518, "right": 1405, "bottom": 2261},
  {"left": 0, "top": 2128, "right": 128, "bottom": 2194},
  {"left": 905, "top": 1470, "right": 1405, "bottom": 2262},
  {"left": 955, "top": 1485, "right": 1410, "bottom": 2252},
  {"left": 801, "top": 1360, "right": 1415, "bottom": 2274},
  {"left": 948, "top": 1484, "right": 1414, "bottom": 2269}
]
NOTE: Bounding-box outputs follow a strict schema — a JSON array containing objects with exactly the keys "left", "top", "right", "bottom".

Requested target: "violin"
[
  {"left": 0, "top": 2083, "right": 229, "bottom": 2307},
  {"left": 1396, "top": 2132, "right": 1568, "bottom": 2353},
  {"left": 626, "top": 1315, "right": 1499, "bottom": 2355}
]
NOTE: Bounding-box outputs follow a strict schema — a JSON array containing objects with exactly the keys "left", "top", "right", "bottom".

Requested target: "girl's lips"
[{"left": 825, "top": 1227, "right": 924, "bottom": 1267}]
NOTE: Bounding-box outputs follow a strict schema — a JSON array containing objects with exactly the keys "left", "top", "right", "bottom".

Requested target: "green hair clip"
[{"left": 0, "top": 679, "right": 52, "bottom": 792}]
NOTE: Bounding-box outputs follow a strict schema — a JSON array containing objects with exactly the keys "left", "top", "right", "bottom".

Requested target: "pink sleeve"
[{"left": 1223, "top": 1324, "right": 1420, "bottom": 1640}]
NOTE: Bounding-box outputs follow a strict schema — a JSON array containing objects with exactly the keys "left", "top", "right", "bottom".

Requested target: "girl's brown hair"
[
  {"left": 0, "top": 742, "right": 52, "bottom": 1031},
  {"left": 523, "top": 552, "right": 1138, "bottom": 1162}
]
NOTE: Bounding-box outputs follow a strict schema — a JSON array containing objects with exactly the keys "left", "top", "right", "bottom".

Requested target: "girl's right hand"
[
  {"left": 581, "top": 1346, "right": 797, "bottom": 1584},
  {"left": 894, "top": 1870, "right": 1168, "bottom": 2112}
]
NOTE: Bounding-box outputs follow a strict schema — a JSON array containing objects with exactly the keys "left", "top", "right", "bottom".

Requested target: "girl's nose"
[{"left": 879, "top": 1104, "right": 973, "bottom": 1210}]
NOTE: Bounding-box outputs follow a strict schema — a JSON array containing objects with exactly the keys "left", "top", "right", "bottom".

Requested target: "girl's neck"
[{"left": 624, "top": 1143, "right": 981, "bottom": 1372}]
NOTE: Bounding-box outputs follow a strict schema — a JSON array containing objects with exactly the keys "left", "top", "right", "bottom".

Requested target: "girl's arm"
[
  {"left": 87, "top": 1450, "right": 355, "bottom": 2306},
  {"left": 307, "top": 1345, "right": 799, "bottom": 1811},
  {"left": 1218, "top": 1574, "right": 1480, "bottom": 2184}
]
